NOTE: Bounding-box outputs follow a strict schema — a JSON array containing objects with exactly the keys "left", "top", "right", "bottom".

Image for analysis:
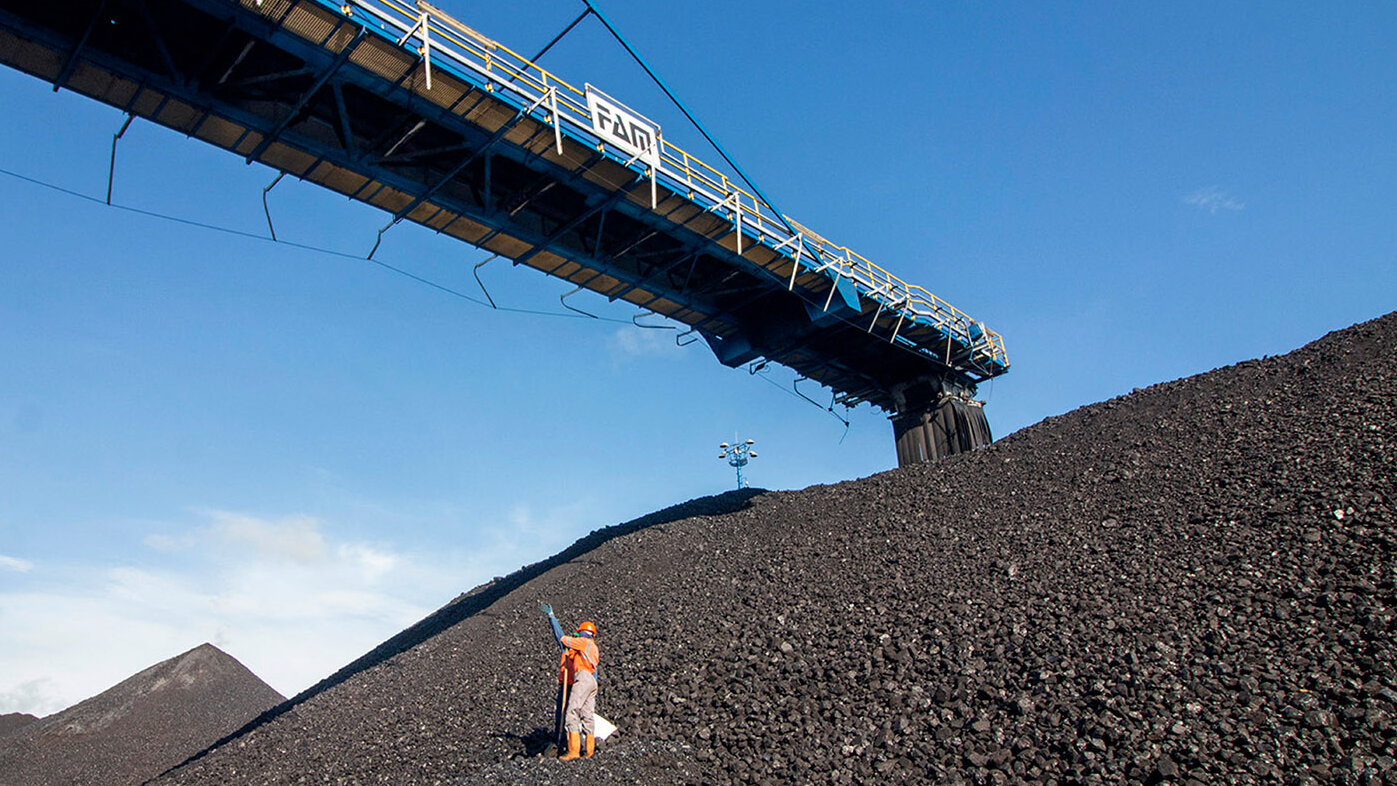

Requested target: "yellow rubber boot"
[
  {"left": 559, "top": 731, "right": 581, "bottom": 762},
  {"left": 584, "top": 733, "right": 595, "bottom": 758}
]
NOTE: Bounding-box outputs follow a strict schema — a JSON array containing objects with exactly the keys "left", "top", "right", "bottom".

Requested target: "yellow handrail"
[{"left": 334, "top": 0, "right": 1008, "bottom": 369}]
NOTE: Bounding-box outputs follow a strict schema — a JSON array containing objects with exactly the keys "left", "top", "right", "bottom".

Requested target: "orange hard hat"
[{"left": 578, "top": 621, "right": 597, "bottom": 636}]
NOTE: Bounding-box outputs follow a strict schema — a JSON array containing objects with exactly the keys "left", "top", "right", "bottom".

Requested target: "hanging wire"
[
  {"left": 558, "top": 1, "right": 1000, "bottom": 392},
  {"left": 105, "top": 113, "right": 134, "bottom": 205},
  {"left": 577, "top": 0, "right": 816, "bottom": 259},
  {"left": 9, "top": 0, "right": 1001, "bottom": 431},
  {"left": 746, "top": 367, "right": 853, "bottom": 436},
  {"left": 793, "top": 376, "right": 851, "bottom": 429},
  {"left": 59, "top": 0, "right": 1003, "bottom": 415},
  {"left": 6, "top": 159, "right": 873, "bottom": 443},
  {"left": 559, "top": 284, "right": 600, "bottom": 318},
  {"left": 0, "top": 163, "right": 607, "bottom": 322},
  {"left": 511, "top": 8, "right": 593, "bottom": 81},
  {"left": 631, "top": 310, "right": 675, "bottom": 331},
  {"left": 1, "top": 0, "right": 1008, "bottom": 433},
  {"left": 261, "top": 171, "right": 285, "bottom": 240},
  {"left": 472, "top": 252, "right": 500, "bottom": 308}
]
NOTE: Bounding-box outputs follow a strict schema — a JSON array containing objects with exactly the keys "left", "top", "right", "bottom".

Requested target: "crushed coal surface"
[
  {"left": 0, "top": 714, "right": 37, "bottom": 738},
  {"left": 0, "top": 643, "right": 284, "bottom": 786},
  {"left": 156, "top": 313, "right": 1395, "bottom": 785},
  {"left": 448, "top": 740, "right": 704, "bottom": 786}
]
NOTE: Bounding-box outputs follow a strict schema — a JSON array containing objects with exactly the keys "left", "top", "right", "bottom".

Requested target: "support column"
[{"left": 891, "top": 396, "right": 992, "bottom": 466}]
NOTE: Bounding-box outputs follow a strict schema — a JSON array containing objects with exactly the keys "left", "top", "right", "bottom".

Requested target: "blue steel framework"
[
  {"left": 0, "top": 0, "right": 1008, "bottom": 463},
  {"left": 718, "top": 440, "right": 757, "bottom": 490}
]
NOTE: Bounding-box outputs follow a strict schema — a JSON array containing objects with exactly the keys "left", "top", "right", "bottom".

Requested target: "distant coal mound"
[
  {"left": 0, "top": 714, "right": 37, "bottom": 738},
  {"left": 0, "top": 644, "right": 283, "bottom": 786},
  {"left": 156, "top": 313, "right": 1395, "bottom": 785}
]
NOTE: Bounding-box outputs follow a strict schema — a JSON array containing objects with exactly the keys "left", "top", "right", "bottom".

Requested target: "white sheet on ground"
[{"left": 593, "top": 713, "right": 617, "bottom": 740}]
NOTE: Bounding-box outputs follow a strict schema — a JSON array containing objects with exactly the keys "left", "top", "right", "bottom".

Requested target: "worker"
[{"left": 541, "top": 602, "right": 600, "bottom": 761}]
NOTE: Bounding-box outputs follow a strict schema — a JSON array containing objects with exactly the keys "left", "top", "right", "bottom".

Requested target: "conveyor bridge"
[{"left": 0, "top": 0, "right": 1009, "bottom": 463}]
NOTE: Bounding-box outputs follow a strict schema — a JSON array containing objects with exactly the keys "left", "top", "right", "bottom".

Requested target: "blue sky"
[{"left": 1, "top": 1, "right": 1393, "bottom": 714}]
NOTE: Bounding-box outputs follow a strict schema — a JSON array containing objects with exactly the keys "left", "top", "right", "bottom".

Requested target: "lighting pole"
[{"left": 718, "top": 439, "right": 757, "bottom": 489}]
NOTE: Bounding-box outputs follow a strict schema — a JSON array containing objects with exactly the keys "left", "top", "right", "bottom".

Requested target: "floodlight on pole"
[{"left": 717, "top": 437, "right": 757, "bottom": 489}]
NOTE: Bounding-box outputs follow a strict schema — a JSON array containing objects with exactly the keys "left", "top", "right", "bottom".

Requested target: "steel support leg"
[{"left": 891, "top": 397, "right": 992, "bottom": 466}]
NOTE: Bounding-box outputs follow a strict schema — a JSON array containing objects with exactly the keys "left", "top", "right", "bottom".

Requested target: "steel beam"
[{"left": 244, "top": 24, "right": 363, "bottom": 163}]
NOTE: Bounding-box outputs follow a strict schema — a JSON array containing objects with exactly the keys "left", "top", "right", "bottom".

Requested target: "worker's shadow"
[
  {"left": 494, "top": 728, "right": 558, "bottom": 758},
  {"left": 169, "top": 487, "right": 764, "bottom": 775}
]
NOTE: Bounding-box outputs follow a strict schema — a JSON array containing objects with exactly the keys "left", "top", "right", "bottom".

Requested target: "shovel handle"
[{"left": 556, "top": 677, "right": 571, "bottom": 749}]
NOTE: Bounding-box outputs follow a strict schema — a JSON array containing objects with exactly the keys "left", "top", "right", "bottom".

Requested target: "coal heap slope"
[
  {"left": 157, "top": 313, "right": 1395, "bottom": 786},
  {"left": 0, "top": 643, "right": 284, "bottom": 786},
  {"left": 0, "top": 714, "right": 37, "bottom": 738}
]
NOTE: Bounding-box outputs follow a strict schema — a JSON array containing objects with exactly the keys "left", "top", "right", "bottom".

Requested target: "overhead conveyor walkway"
[{"left": 0, "top": 0, "right": 1010, "bottom": 464}]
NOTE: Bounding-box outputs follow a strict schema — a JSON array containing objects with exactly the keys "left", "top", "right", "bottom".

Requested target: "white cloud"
[
  {"left": 0, "top": 511, "right": 469, "bottom": 716},
  {"left": 1183, "top": 186, "right": 1245, "bottom": 214},
  {"left": 498, "top": 501, "right": 595, "bottom": 558},
  {"left": 606, "top": 324, "right": 683, "bottom": 362},
  {"left": 0, "top": 500, "right": 603, "bottom": 718},
  {"left": 0, "top": 678, "right": 60, "bottom": 716},
  {"left": 205, "top": 510, "right": 328, "bottom": 562},
  {"left": 0, "top": 554, "right": 34, "bottom": 572},
  {"left": 337, "top": 543, "right": 399, "bottom": 581},
  {"left": 143, "top": 533, "right": 194, "bottom": 552}
]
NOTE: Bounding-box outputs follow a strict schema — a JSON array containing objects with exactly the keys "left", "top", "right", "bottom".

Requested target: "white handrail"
[{"left": 304, "top": 0, "right": 1009, "bottom": 371}]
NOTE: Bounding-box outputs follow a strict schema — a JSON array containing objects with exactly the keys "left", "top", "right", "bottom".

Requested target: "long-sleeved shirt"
[{"left": 548, "top": 615, "right": 599, "bottom": 684}]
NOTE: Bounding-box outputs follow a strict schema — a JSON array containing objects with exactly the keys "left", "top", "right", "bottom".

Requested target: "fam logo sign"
[{"left": 585, "top": 85, "right": 661, "bottom": 169}]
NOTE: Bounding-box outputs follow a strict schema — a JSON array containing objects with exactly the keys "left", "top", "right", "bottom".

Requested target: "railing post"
[{"left": 547, "top": 84, "right": 562, "bottom": 155}]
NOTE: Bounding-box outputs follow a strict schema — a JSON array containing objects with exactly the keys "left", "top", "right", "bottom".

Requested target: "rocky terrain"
[
  {"left": 0, "top": 643, "right": 283, "bottom": 786},
  {"left": 0, "top": 713, "right": 36, "bottom": 738},
  {"left": 155, "top": 312, "right": 1394, "bottom": 785}
]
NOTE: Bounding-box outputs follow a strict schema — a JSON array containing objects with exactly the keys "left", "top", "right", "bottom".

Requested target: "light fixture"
[{"left": 717, "top": 436, "right": 758, "bottom": 489}]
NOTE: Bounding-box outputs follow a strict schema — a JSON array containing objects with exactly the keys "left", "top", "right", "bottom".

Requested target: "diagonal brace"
[
  {"left": 133, "top": 0, "right": 182, "bottom": 85},
  {"left": 509, "top": 172, "right": 645, "bottom": 270},
  {"left": 245, "top": 26, "right": 364, "bottom": 163},
  {"left": 54, "top": 0, "right": 107, "bottom": 92},
  {"left": 367, "top": 91, "right": 553, "bottom": 258}
]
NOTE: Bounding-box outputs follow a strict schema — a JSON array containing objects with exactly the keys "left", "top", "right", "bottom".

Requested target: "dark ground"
[
  {"left": 0, "top": 714, "right": 36, "bottom": 738},
  {"left": 155, "top": 312, "right": 1394, "bottom": 785},
  {"left": 0, "top": 644, "right": 284, "bottom": 786}
]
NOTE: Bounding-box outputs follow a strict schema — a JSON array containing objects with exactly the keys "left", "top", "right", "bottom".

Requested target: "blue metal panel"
[
  {"left": 803, "top": 275, "right": 860, "bottom": 327},
  {"left": 700, "top": 332, "right": 761, "bottom": 369}
]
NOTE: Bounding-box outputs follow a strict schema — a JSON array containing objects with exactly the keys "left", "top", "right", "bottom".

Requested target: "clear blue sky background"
[{"left": 1, "top": 1, "right": 1393, "bottom": 713}]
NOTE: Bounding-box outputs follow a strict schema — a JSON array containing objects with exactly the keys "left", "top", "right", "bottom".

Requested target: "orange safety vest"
[{"left": 556, "top": 634, "right": 599, "bottom": 685}]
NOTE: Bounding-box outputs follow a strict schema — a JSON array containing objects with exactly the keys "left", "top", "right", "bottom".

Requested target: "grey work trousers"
[{"left": 564, "top": 670, "right": 597, "bottom": 734}]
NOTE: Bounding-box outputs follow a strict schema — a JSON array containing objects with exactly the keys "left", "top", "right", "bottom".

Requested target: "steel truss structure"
[{"left": 0, "top": 0, "right": 1009, "bottom": 462}]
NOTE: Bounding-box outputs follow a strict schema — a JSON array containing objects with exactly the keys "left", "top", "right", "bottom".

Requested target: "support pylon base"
[{"left": 892, "top": 397, "right": 992, "bottom": 466}]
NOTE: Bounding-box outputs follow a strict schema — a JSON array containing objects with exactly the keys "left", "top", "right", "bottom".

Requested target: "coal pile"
[
  {"left": 156, "top": 313, "right": 1395, "bottom": 786},
  {"left": 0, "top": 643, "right": 284, "bottom": 786},
  {"left": 0, "top": 714, "right": 36, "bottom": 738}
]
